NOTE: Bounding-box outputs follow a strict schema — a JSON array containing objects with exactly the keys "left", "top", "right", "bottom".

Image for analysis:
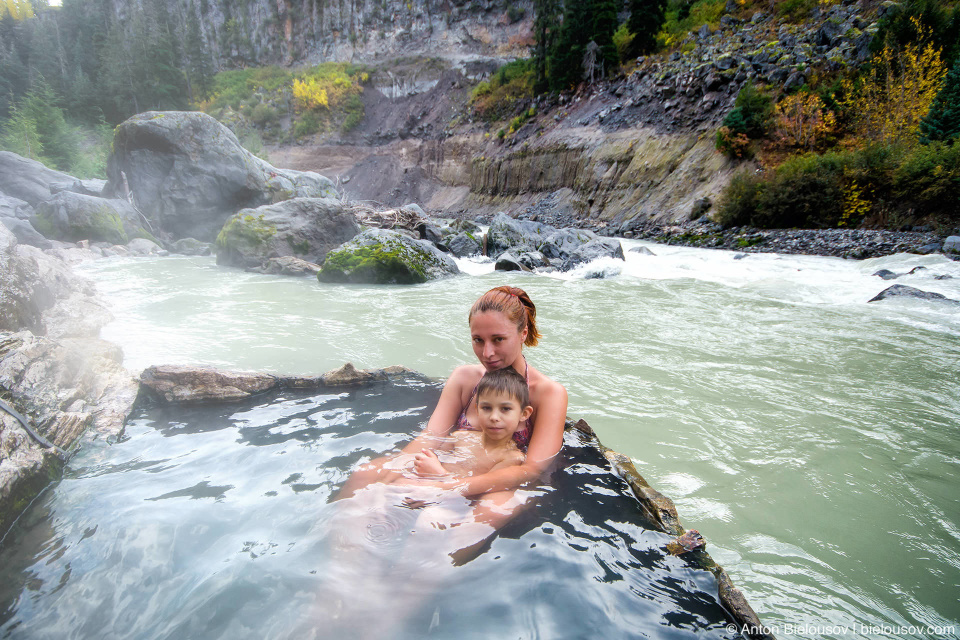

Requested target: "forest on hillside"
[{"left": 1, "top": 0, "right": 959, "bottom": 230}]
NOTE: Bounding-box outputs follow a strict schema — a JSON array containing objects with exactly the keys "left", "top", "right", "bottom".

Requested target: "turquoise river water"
[{"left": 4, "top": 239, "right": 960, "bottom": 639}]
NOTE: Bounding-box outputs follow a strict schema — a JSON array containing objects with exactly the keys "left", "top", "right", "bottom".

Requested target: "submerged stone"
[{"left": 868, "top": 284, "right": 960, "bottom": 305}]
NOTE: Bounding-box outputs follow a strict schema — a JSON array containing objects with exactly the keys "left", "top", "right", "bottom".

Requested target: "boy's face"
[{"left": 476, "top": 390, "right": 533, "bottom": 441}]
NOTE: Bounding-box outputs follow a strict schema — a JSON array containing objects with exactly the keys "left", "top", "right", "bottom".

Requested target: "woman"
[{"left": 337, "top": 285, "right": 568, "bottom": 533}]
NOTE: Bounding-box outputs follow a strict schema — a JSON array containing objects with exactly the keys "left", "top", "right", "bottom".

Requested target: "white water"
[{"left": 75, "top": 242, "right": 960, "bottom": 639}]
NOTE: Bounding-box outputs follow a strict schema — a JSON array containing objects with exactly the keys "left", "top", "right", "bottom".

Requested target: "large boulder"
[
  {"left": 104, "top": 111, "right": 337, "bottom": 241},
  {"left": 215, "top": 198, "right": 360, "bottom": 269},
  {"left": 319, "top": 229, "right": 460, "bottom": 284},
  {"left": 561, "top": 238, "right": 626, "bottom": 271},
  {"left": 0, "top": 217, "right": 51, "bottom": 249},
  {"left": 541, "top": 228, "right": 598, "bottom": 261},
  {"left": 0, "top": 194, "right": 33, "bottom": 220},
  {"left": 486, "top": 212, "right": 557, "bottom": 258},
  {"left": 0, "top": 151, "right": 78, "bottom": 206},
  {"left": 32, "top": 191, "right": 146, "bottom": 245}
]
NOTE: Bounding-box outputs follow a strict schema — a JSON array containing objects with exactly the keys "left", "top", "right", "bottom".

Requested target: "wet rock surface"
[
  {"left": 32, "top": 191, "right": 147, "bottom": 245},
  {"left": 867, "top": 284, "right": 960, "bottom": 305}
]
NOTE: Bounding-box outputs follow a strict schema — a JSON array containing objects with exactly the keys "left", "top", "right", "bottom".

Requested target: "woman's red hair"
[{"left": 468, "top": 286, "right": 541, "bottom": 347}]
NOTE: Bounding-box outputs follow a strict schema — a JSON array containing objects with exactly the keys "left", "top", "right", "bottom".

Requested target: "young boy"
[{"left": 412, "top": 366, "right": 532, "bottom": 480}]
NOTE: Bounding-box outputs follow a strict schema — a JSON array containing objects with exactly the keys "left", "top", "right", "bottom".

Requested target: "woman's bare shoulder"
[{"left": 447, "top": 364, "right": 485, "bottom": 387}]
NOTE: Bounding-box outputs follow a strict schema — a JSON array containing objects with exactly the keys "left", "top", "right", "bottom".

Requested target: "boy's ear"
[{"left": 521, "top": 405, "right": 533, "bottom": 421}]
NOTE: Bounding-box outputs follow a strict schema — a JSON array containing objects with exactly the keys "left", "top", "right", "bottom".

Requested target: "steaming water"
[{"left": 4, "top": 241, "right": 960, "bottom": 639}]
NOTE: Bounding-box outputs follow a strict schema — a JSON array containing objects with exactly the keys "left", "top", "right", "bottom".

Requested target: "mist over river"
[{"left": 20, "top": 241, "right": 960, "bottom": 638}]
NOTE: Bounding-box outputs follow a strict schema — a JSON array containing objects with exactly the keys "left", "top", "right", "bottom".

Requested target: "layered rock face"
[
  {"left": 104, "top": 111, "right": 337, "bottom": 241},
  {"left": 0, "top": 224, "right": 138, "bottom": 536}
]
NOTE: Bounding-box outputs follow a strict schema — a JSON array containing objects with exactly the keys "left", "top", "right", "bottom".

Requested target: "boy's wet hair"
[{"left": 476, "top": 367, "right": 529, "bottom": 408}]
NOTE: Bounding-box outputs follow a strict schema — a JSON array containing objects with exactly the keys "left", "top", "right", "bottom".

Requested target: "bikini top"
[{"left": 454, "top": 361, "right": 532, "bottom": 449}]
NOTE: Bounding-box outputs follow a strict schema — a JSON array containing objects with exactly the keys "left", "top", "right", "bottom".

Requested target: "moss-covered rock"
[
  {"left": 215, "top": 197, "right": 359, "bottom": 269},
  {"left": 319, "top": 229, "right": 459, "bottom": 284},
  {"left": 32, "top": 192, "right": 142, "bottom": 244}
]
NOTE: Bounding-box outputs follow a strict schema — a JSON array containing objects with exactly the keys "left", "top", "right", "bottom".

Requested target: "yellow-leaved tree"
[
  {"left": 1, "top": 0, "right": 34, "bottom": 19},
  {"left": 774, "top": 92, "right": 837, "bottom": 150},
  {"left": 843, "top": 18, "right": 947, "bottom": 145},
  {"left": 292, "top": 78, "right": 328, "bottom": 111}
]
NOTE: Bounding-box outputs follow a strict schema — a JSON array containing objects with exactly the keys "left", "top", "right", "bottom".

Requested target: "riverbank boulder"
[
  {"left": 318, "top": 229, "right": 459, "bottom": 284},
  {"left": 868, "top": 284, "right": 960, "bottom": 305},
  {"left": 104, "top": 111, "right": 337, "bottom": 241},
  {"left": 215, "top": 198, "right": 360, "bottom": 269},
  {"left": 486, "top": 212, "right": 556, "bottom": 258},
  {"left": 0, "top": 151, "right": 78, "bottom": 206},
  {"left": 32, "top": 191, "right": 148, "bottom": 245}
]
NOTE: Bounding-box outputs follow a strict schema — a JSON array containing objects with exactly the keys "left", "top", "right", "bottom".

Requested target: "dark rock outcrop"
[
  {"left": 868, "top": 284, "right": 960, "bottom": 305},
  {"left": 318, "top": 229, "right": 459, "bottom": 284},
  {"left": 486, "top": 212, "right": 556, "bottom": 258},
  {"left": 215, "top": 197, "right": 359, "bottom": 269},
  {"left": 104, "top": 111, "right": 336, "bottom": 241},
  {"left": 447, "top": 231, "right": 482, "bottom": 257}
]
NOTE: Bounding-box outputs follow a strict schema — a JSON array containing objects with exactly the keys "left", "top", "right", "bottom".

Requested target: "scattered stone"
[
  {"left": 629, "top": 246, "right": 656, "bottom": 256},
  {"left": 494, "top": 252, "right": 531, "bottom": 272},
  {"left": 319, "top": 229, "right": 459, "bottom": 284},
  {"left": 873, "top": 269, "right": 898, "bottom": 280}
]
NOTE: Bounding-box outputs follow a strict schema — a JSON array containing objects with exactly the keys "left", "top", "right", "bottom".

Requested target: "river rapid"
[{"left": 13, "top": 241, "right": 960, "bottom": 638}]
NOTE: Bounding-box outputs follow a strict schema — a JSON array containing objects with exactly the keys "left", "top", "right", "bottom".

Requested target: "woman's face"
[{"left": 470, "top": 310, "right": 526, "bottom": 371}]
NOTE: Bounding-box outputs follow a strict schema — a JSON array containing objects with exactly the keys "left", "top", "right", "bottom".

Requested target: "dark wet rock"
[
  {"left": 868, "top": 284, "right": 960, "bottom": 305},
  {"left": 934, "top": 274, "right": 953, "bottom": 280},
  {"left": 944, "top": 236, "right": 960, "bottom": 254},
  {"left": 873, "top": 269, "right": 898, "bottom": 280},
  {"left": 494, "top": 252, "right": 531, "bottom": 272},
  {"left": 32, "top": 191, "right": 145, "bottom": 245},
  {"left": 416, "top": 221, "right": 444, "bottom": 246},
  {"left": 629, "top": 246, "right": 656, "bottom": 256},
  {"left": 318, "top": 228, "right": 459, "bottom": 284},
  {"left": 255, "top": 256, "right": 322, "bottom": 276},
  {"left": 0, "top": 151, "right": 77, "bottom": 206},
  {"left": 913, "top": 243, "right": 941, "bottom": 255},
  {"left": 104, "top": 111, "right": 336, "bottom": 241},
  {"left": 171, "top": 237, "right": 213, "bottom": 256},
  {"left": 447, "top": 231, "right": 482, "bottom": 257},
  {"left": 0, "top": 217, "right": 51, "bottom": 249},
  {"left": 215, "top": 198, "right": 359, "bottom": 270},
  {"left": 560, "top": 238, "right": 625, "bottom": 271},
  {"left": 908, "top": 266, "right": 927, "bottom": 274}
]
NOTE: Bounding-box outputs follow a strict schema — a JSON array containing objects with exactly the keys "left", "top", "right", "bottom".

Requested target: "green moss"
[
  {"left": 33, "top": 205, "right": 127, "bottom": 244},
  {"left": 132, "top": 228, "right": 160, "bottom": 243},
  {"left": 291, "top": 238, "right": 311, "bottom": 255},
  {"left": 319, "top": 239, "right": 435, "bottom": 284},
  {"left": 736, "top": 236, "right": 762, "bottom": 248},
  {"left": 215, "top": 212, "right": 277, "bottom": 252}
]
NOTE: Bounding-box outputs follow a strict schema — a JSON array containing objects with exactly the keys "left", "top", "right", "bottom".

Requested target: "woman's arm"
[
  {"left": 401, "top": 365, "right": 477, "bottom": 456},
  {"left": 448, "top": 381, "right": 568, "bottom": 497}
]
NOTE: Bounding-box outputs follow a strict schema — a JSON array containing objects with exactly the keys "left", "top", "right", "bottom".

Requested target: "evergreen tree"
[
  {"left": 0, "top": 104, "right": 44, "bottom": 161},
  {"left": 184, "top": 1, "right": 213, "bottom": 102},
  {"left": 533, "top": 0, "right": 560, "bottom": 94},
  {"left": 920, "top": 56, "right": 960, "bottom": 144},
  {"left": 17, "top": 77, "right": 79, "bottom": 170},
  {"left": 591, "top": 0, "right": 618, "bottom": 76},
  {"left": 627, "top": 0, "right": 667, "bottom": 57},
  {"left": 549, "top": 0, "right": 590, "bottom": 91}
]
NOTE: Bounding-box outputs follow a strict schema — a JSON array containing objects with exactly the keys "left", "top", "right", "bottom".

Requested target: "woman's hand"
[{"left": 413, "top": 449, "right": 447, "bottom": 477}]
